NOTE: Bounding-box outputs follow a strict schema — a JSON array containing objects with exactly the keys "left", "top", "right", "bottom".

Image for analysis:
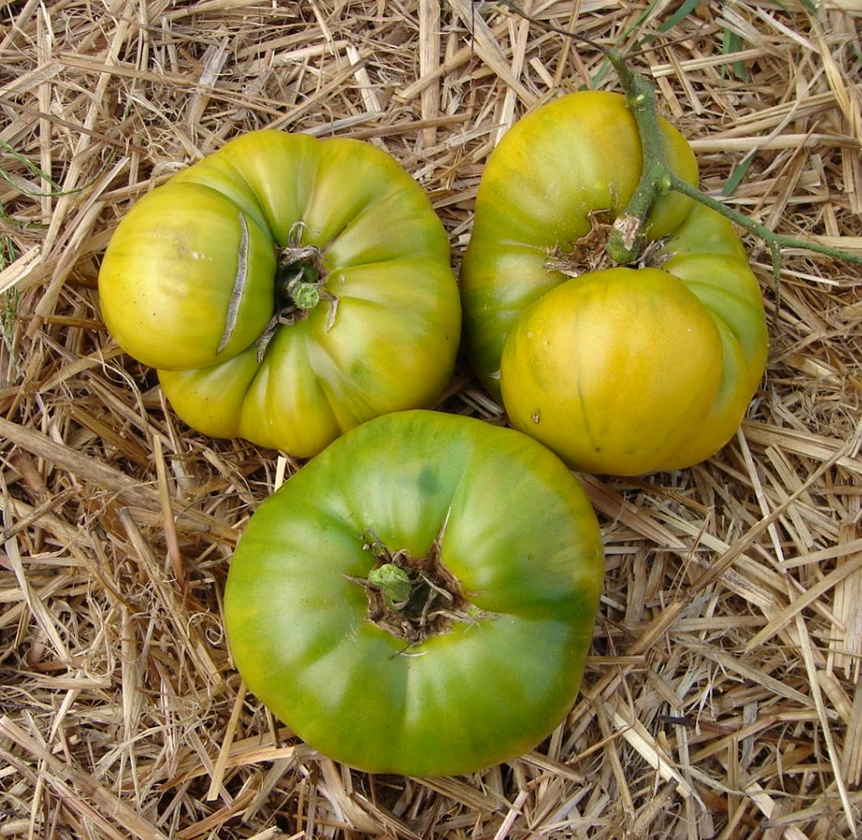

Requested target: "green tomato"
[
  {"left": 460, "top": 91, "right": 768, "bottom": 475},
  {"left": 99, "top": 131, "right": 461, "bottom": 457},
  {"left": 224, "top": 410, "right": 604, "bottom": 777}
]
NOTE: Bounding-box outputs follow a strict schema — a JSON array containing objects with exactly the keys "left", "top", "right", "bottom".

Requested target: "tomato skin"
[
  {"left": 224, "top": 410, "right": 604, "bottom": 777},
  {"left": 99, "top": 131, "right": 461, "bottom": 457},
  {"left": 501, "top": 266, "right": 724, "bottom": 476},
  {"left": 460, "top": 91, "right": 767, "bottom": 475}
]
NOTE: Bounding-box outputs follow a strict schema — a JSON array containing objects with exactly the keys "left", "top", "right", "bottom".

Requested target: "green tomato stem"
[
  {"left": 367, "top": 563, "right": 414, "bottom": 610},
  {"left": 605, "top": 52, "right": 673, "bottom": 265},
  {"left": 669, "top": 173, "right": 862, "bottom": 268},
  {"left": 608, "top": 48, "right": 862, "bottom": 273},
  {"left": 290, "top": 281, "right": 321, "bottom": 311},
  {"left": 497, "top": 3, "right": 862, "bottom": 277},
  {"left": 350, "top": 532, "right": 493, "bottom": 646}
]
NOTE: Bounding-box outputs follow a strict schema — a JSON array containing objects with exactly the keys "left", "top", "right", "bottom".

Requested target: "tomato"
[
  {"left": 224, "top": 410, "right": 604, "bottom": 776},
  {"left": 460, "top": 91, "right": 768, "bottom": 475},
  {"left": 99, "top": 131, "right": 461, "bottom": 457}
]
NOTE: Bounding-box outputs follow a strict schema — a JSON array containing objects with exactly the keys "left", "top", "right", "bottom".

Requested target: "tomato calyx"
[
  {"left": 544, "top": 210, "right": 670, "bottom": 278},
  {"left": 255, "top": 224, "right": 340, "bottom": 361},
  {"left": 346, "top": 531, "right": 491, "bottom": 648},
  {"left": 544, "top": 210, "right": 614, "bottom": 277},
  {"left": 216, "top": 218, "right": 341, "bottom": 360},
  {"left": 273, "top": 242, "right": 334, "bottom": 318}
]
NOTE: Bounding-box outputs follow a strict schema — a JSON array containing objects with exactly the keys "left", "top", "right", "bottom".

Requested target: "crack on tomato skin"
[
  {"left": 345, "top": 528, "right": 493, "bottom": 650},
  {"left": 217, "top": 212, "right": 251, "bottom": 355}
]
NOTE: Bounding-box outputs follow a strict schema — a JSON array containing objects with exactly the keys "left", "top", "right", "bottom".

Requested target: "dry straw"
[{"left": 1, "top": 1, "right": 862, "bottom": 838}]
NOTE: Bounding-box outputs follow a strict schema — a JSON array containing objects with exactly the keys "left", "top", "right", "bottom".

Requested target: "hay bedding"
[{"left": 0, "top": 0, "right": 861, "bottom": 837}]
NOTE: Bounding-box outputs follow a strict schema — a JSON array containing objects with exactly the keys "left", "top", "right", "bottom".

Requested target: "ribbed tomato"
[
  {"left": 224, "top": 410, "right": 604, "bottom": 776},
  {"left": 460, "top": 91, "right": 767, "bottom": 475},
  {"left": 99, "top": 131, "right": 460, "bottom": 456}
]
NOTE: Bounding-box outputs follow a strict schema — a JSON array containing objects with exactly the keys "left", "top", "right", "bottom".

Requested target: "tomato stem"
[
  {"left": 497, "top": 2, "right": 862, "bottom": 275},
  {"left": 611, "top": 59, "right": 862, "bottom": 274},
  {"left": 605, "top": 53, "right": 673, "bottom": 265},
  {"left": 367, "top": 563, "right": 413, "bottom": 611},
  {"left": 288, "top": 281, "right": 320, "bottom": 311}
]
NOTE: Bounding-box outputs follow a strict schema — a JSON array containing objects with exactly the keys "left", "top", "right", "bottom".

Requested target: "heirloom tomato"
[
  {"left": 224, "top": 410, "right": 604, "bottom": 777},
  {"left": 99, "top": 131, "right": 460, "bottom": 457},
  {"left": 460, "top": 91, "right": 768, "bottom": 475}
]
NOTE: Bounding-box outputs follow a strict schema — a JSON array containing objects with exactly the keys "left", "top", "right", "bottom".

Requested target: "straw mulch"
[{"left": 2, "top": 1, "right": 861, "bottom": 838}]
